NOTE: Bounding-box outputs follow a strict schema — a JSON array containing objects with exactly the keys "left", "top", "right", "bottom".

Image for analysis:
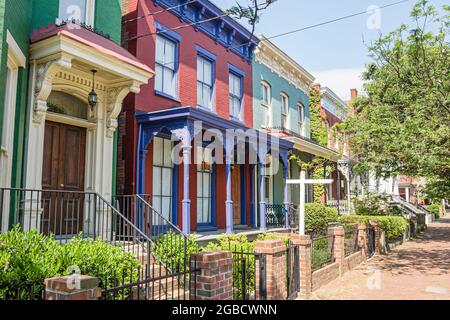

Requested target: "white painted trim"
[
  {"left": 85, "top": 0, "right": 96, "bottom": 26},
  {"left": 6, "top": 30, "right": 26, "bottom": 68}
]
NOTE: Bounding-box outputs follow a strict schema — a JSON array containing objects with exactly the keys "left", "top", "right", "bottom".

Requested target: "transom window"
[
  {"left": 298, "top": 103, "right": 305, "bottom": 135},
  {"left": 229, "top": 73, "right": 242, "bottom": 120},
  {"left": 197, "top": 147, "right": 213, "bottom": 225},
  {"left": 155, "top": 35, "right": 177, "bottom": 98},
  {"left": 47, "top": 91, "right": 88, "bottom": 120},
  {"left": 152, "top": 137, "right": 174, "bottom": 222},
  {"left": 280, "top": 93, "right": 289, "bottom": 129},
  {"left": 197, "top": 56, "right": 214, "bottom": 110}
]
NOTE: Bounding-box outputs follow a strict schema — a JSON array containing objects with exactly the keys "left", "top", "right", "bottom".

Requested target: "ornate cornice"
[{"left": 254, "top": 36, "right": 314, "bottom": 95}]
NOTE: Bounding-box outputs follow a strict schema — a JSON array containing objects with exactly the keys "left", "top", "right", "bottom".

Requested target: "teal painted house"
[
  {"left": 0, "top": 0, "right": 152, "bottom": 233},
  {"left": 252, "top": 36, "right": 338, "bottom": 214}
]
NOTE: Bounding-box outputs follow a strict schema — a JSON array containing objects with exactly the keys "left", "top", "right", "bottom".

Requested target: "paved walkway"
[{"left": 311, "top": 215, "right": 450, "bottom": 300}]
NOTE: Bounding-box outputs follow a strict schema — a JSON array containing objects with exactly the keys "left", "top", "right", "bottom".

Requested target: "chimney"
[{"left": 350, "top": 88, "right": 358, "bottom": 101}]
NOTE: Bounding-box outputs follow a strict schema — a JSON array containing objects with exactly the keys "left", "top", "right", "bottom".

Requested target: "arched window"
[
  {"left": 261, "top": 81, "right": 271, "bottom": 127},
  {"left": 280, "top": 92, "right": 289, "bottom": 129},
  {"left": 47, "top": 91, "right": 88, "bottom": 120}
]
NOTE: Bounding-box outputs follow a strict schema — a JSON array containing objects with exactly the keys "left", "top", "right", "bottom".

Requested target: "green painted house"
[{"left": 0, "top": 0, "right": 152, "bottom": 233}]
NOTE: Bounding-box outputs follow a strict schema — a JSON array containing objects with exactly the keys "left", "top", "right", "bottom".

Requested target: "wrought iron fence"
[
  {"left": 286, "top": 241, "right": 300, "bottom": 300},
  {"left": 311, "top": 234, "right": 335, "bottom": 271},
  {"left": 231, "top": 246, "right": 267, "bottom": 300},
  {"left": 326, "top": 200, "right": 350, "bottom": 215},
  {"left": 344, "top": 224, "right": 359, "bottom": 257},
  {"left": 99, "top": 259, "right": 200, "bottom": 300},
  {"left": 0, "top": 281, "right": 46, "bottom": 300},
  {"left": 289, "top": 204, "right": 299, "bottom": 231},
  {"left": 366, "top": 225, "right": 376, "bottom": 258},
  {"left": 265, "top": 204, "right": 286, "bottom": 228}
]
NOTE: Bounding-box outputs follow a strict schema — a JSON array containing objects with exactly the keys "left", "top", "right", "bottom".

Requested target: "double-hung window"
[
  {"left": 229, "top": 73, "right": 243, "bottom": 120},
  {"left": 280, "top": 93, "right": 289, "bottom": 129},
  {"left": 298, "top": 103, "right": 305, "bottom": 135},
  {"left": 261, "top": 82, "right": 271, "bottom": 127},
  {"left": 197, "top": 56, "right": 214, "bottom": 110},
  {"left": 155, "top": 35, "right": 177, "bottom": 98},
  {"left": 197, "top": 147, "right": 213, "bottom": 226},
  {"left": 152, "top": 137, "right": 174, "bottom": 223}
]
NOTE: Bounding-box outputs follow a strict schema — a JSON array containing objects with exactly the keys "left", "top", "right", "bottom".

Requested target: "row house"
[
  {"left": 251, "top": 36, "right": 342, "bottom": 219},
  {"left": 0, "top": 0, "right": 153, "bottom": 235},
  {"left": 120, "top": 0, "right": 293, "bottom": 235}
]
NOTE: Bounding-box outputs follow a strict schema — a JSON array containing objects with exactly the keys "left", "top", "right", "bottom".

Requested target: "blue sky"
[{"left": 216, "top": 0, "right": 448, "bottom": 100}]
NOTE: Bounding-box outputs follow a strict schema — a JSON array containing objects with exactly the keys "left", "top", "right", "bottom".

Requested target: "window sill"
[
  {"left": 197, "top": 225, "right": 218, "bottom": 232},
  {"left": 230, "top": 116, "right": 243, "bottom": 123},
  {"left": 154, "top": 90, "right": 181, "bottom": 103},
  {"left": 197, "top": 105, "right": 216, "bottom": 114}
]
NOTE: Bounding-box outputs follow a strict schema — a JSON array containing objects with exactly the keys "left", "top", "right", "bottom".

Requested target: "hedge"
[
  {"left": 305, "top": 203, "right": 339, "bottom": 235},
  {"left": 426, "top": 204, "right": 440, "bottom": 219},
  {"left": 340, "top": 215, "right": 409, "bottom": 241}
]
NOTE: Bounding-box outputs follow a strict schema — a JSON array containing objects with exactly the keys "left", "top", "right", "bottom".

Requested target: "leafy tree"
[{"left": 345, "top": 0, "right": 450, "bottom": 199}]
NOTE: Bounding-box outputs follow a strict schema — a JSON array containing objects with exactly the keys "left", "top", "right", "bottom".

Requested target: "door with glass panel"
[
  {"left": 197, "top": 147, "right": 213, "bottom": 227},
  {"left": 152, "top": 137, "right": 174, "bottom": 230}
]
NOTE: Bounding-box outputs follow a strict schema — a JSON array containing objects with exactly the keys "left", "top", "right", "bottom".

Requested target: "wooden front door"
[
  {"left": 41, "top": 121, "right": 86, "bottom": 235},
  {"left": 231, "top": 166, "right": 241, "bottom": 225}
]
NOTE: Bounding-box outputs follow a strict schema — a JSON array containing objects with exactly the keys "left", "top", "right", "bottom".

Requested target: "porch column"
[
  {"left": 281, "top": 153, "right": 290, "bottom": 228},
  {"left": 259, "top": 161, "right": 267, "bottom": 231},
  {"left": 225, "top": 142, "right": 234, "bottom": 234},
  {"left": 173, "top": 127, "right": 192, "bottom": 235},
  {"left": 182, "top": 143, "right": 191, "bottom": 235},
  {"left": 405, "top": 187, "right": 410, "bottom": 203}
]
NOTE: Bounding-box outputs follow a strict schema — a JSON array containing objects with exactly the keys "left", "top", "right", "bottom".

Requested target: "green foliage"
[
  {"left": 426, "top": 204, "right": 441, "bottom": 219},
  {"left": 353, "top": 193, "right": 393, "bottom": 216},
  {"left": 152, "top": 231, "right": 200, "bottom": 272},
  {"left": 0, "top": 227, "right": 142, "bottom": 300},
  {"left": 311, "top": 237, "right": 332, "bottom": 270},
  {"left": 345, "top": 0, "right": 450, "bottom": 198},
  {"left": 340, "top": 215, "right": 409, "bottom": 241},
  {"left": 204, "top": 234, "right": 254, "bottom": 299},
  {"left": 305, "top": 203, "right": 339, "bottom": 235},
  {"left": 0, "top": 226, "right": 61, "bottom": 299},
  {"left": 257, "top": 233, "right": 290, "bottom": 245},
  {"left": 309, "top": 87, "right": 328, "bottom": 147}
]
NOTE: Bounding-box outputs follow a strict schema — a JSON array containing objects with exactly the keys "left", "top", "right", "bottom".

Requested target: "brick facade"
[
  {"left": 190, "top": 251, "right": 233, "bottom": 300},
  {"left": 44, "top": 275, "right": 101, "bottom": 300},
  {"left": 254, "top": 239, "right": 287, "bottom": 300}
]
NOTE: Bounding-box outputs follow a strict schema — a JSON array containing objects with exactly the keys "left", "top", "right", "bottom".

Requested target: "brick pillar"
[
  {"left": 190, "top": 251, "right": 233, "bottom": 300},
  {"left": 254, "top": 240, "right": 287, "bottom": 300},
  {"left": 291, "top": 234, "right": 312, "bottom": 298},
  {"left": 328, "top": 226, "right": 345, "bottom": 276},
  {"left": 357, "top": 223, "right": 367, "bottom": 258},
  {"left": 369, "top": 220, "right": 382, "bottom": 255},
  {"left": 44, "top": 275, "right": 101, "bottom": 300}
]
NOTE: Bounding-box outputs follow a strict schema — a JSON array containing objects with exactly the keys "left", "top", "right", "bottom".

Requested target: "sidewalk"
[{"left": 310, "top": 215, "right": 450, "bottom": 300}]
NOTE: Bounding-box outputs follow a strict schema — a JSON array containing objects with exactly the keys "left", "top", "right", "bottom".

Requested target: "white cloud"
[{"left": 311, "top": 68, "right": 366, "bottom": 101}]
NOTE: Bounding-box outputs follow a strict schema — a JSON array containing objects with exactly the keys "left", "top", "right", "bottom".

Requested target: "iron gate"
[
  {"left": 286, "top": 242, "right": 300, "bottom": 300},
  {"left": 367, "top": 225, "right": 376, "bottom": 258}
]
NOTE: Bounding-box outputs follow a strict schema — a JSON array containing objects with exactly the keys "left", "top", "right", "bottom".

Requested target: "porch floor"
[{"left": 193, "top": 226, "right": 291, "bottom": 246}]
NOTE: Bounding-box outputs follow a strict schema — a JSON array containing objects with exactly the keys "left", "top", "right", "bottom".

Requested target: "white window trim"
[
  {"left": 261, "top": 81, "right": 271, "bottom": 128},
  {"left": 56, "top": 0, "right": 96, "bottom": 26},
  {"left": 297, "top": 102, "right": 305, "bottom": 136},
  {"left": 280, "top": 92, "right": 289, "bottom": 129}
]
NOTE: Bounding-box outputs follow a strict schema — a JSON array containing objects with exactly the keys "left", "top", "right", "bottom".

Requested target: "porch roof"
[
  {"left": 136, "top": 106, "right": 295, "bottom": 151},
  {"left": 30, "top": 22, "right": 153, "bottom": 75}
]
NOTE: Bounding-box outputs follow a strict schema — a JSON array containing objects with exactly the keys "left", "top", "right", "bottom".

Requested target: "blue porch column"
[
  {"left": 225, "top": 142, "right": 234, "bottom": 234},
  {"left": 259, "top": 161, "right": 267, "bottom": 231}
]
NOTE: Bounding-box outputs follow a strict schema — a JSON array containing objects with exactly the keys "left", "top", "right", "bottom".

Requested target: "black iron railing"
[
  {"left": 230, "top": 246, "right": 267, "bottom": 300},
  {"left": 289, "top": 204, "right": 299, "bottom": 230},
  {"left": 0, "top": 281, "right": 46, "bottom": 300},
  {"left": 327, "top": 200, "right": 350, "bottom": 215},
  {"left": 344, "top": 224, "right": 359, "bottom": 257},
  {"left": 311, "top": 234, "right": 335, "bottom": 271},
  {"left": 286, "top": 241, "right": 300, "bottom": 300},
  {"left": 100, "top": 260, "right": 200, "bottom": 300},
  {"left": 265, "top": 204, "right": 286, "bottom": 228},
  {"left": 366, "top": 225, "right": 375, "bottom": 258}
]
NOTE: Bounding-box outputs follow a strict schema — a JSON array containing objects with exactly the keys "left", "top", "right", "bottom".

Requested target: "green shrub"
[
  {"left": 204, "top": 235, "right": 254, "bottom": 299},
  {"left": 59, "top": 236, "right": 140, "bottom": 294},
  {"left": 0, "top": 226, "right": 62, "bottom": 300},
  {"left": 427, "top": 204, "right": 440, "bottom": 219},
  {"left": 305, "top": 203, "right": 339, "bottom": 235},
  {"left": 152, "top": 230, "right": 200, "bottom": 272},
  {"left": 340, "top": 215, "right": 409, "bottom": 241},
  {"left": 352, "top": 193, "right": 392, "bottom": 216},
  {"left": 0, "top": 227, "right": 144, "bottom": 300},
  {"left": 256, "top": 233, "right": 290, "bottom": 245}
]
